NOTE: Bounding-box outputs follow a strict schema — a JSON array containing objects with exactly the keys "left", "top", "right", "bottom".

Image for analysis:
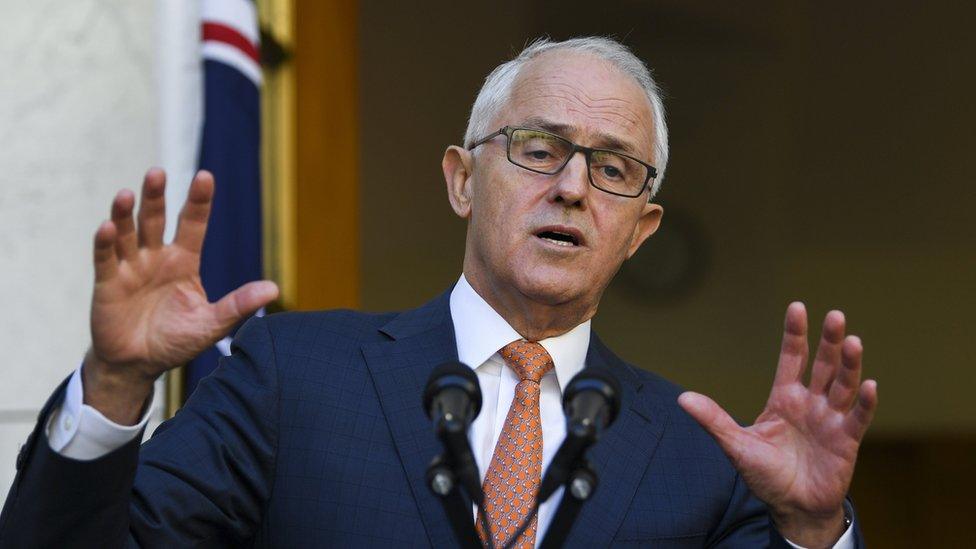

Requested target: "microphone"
[
  {"left": 423, "top": 361, "right": 484, "bottom": 504},
  {"left": 538, "top": 370, "right": 621, "bottom": 502}
]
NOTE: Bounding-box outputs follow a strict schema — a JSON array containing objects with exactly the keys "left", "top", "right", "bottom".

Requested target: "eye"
[
  {"left": 528, "top": 149, "right": 553, "bottom": 160},
  {"left": 600, "top": 165, "right": 622, "bottom": 179}
]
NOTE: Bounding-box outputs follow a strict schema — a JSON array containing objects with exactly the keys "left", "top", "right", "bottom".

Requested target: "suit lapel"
[
  {"left": 362, "top": 292, "right": 670, "bottom": 547},
  {"left": 563, "top": 334, "right": 670, "bottom": 547},
  {"left": 361, "top": 291, "right": 462, "bottom": 548}
]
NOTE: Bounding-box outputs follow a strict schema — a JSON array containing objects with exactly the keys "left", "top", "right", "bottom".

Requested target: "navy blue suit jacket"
[{"left": 0, "top": 290, "right": 861, "bottom": 547}]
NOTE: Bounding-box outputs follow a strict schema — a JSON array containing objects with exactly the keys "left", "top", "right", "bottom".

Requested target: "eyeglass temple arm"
[{"left": 466, "top": 127, "right": 509, "bottom": 150}]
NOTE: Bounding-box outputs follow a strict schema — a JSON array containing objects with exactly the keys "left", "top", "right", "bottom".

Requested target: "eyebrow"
[{"left": 517, "top": 116, "right": 642, "bottom": 157}]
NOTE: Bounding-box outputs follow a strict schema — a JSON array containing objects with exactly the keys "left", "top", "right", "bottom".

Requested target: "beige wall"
[
  {"left": 0, "top": 0, "right": 162, "bottom": 495},
  {"left": 0, "top": 0, "right": 200, "bottom": 497}
]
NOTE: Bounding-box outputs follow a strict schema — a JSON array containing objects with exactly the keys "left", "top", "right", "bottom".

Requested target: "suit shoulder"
[
  {"left": 626, "top": 362, "right": 752, "bottom": 450},
  {"left": 590, "top": 335, "right": 686, "bottom": 407},
  {"left": 260, "top": 308, "right": 397, "bottom": 348},
  {"left": 243, "top": 309, "right": 397, "bottom": 389},
  {"left": 632, "top": 366, "right": 687, "bottom": 401},
  {"left": 622, "top": 363, "right": 731, "bottom": 439}
]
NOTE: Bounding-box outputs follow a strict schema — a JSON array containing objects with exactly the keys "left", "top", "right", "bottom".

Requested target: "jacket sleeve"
[
  {"left": 705, "top": 471, "right": 866, "bottom": 548},
  {"left": 0, "top": 315, "right": 281, "bottom": 549}
]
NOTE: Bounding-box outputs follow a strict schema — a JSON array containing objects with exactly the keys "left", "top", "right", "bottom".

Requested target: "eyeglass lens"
[{"left": 508, "top": 128, "right": 647, "bottom": 196}]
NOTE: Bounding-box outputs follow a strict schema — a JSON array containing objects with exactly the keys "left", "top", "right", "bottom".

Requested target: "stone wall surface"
[{"left": 0, "top": 0, "right": 161, "bottom": 496}]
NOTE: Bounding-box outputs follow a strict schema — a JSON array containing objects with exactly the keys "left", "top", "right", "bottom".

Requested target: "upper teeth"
[{"left": 542, "top": 235, "right": 574, "bottom": 246}]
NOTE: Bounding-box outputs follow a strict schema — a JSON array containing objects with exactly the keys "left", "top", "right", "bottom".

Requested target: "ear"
[
  {"left": 625, "top": 202, "right": 664, "bottom": 259},
  {"left": 443, "top": 145, "right": 474, "bottom": 218}
]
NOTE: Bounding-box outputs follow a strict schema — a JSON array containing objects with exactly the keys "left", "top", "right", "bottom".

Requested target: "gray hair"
[{"left": 463, "top": 37, "right": 669, "bottom": 196}]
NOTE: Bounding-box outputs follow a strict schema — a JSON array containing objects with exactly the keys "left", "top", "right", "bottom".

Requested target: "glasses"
[{"left": 467, "top": 126, "right": 658, "bottom": 198}]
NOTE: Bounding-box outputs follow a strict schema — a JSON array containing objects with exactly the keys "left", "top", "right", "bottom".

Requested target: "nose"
[{"left": 547, "top": 151, "right": 590, "bottom": 208}]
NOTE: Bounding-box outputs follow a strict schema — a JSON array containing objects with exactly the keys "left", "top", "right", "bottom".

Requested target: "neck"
[{"left": 463, "top": 269, "right": 599, "bottom": 342}]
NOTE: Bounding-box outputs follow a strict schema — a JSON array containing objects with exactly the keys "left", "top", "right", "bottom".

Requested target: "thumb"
[
  {"left": 678, "top": 391, "right": 746, "bottom": 462},
  {"left": 212, "top": 280, "right": 280, "bottom": 334}
]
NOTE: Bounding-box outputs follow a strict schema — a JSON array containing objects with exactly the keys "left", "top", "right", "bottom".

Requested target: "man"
[{"left": 0, "top": 37, "right": 876, "bottom": 548}]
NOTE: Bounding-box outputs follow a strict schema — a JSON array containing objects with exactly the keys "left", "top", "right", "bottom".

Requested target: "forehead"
[{"left": 501, "top": 51, "right": 655, "bottom": 158}]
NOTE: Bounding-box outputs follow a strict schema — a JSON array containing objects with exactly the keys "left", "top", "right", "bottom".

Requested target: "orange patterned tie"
[{"left": 476, "top": 340, "right": 554, "bottom": 548}]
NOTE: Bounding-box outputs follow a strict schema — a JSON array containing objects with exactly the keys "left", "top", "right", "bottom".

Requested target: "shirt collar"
[{"left": 450, "top": 274, "right": 591, "bottom": 392}]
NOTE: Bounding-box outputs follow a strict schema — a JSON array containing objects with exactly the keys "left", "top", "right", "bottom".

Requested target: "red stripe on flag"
[{"left": 202, "top": 22, "right": 260, "bottom": 64}]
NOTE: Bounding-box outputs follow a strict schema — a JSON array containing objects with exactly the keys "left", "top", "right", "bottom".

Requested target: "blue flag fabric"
[{"left": 186, "top": 0, "right": 263, "bottom": 399}]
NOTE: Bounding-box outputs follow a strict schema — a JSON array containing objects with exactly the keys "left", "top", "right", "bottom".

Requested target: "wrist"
[
  {"left": 82, "top": 349, "right": 155, "bottom": 425},
  {"left": 771, "top": 505, "right": 846, "bottom": 549}
]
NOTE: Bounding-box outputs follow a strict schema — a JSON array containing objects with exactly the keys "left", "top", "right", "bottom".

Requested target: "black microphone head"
[
  {"left": 423, "top": 361, "right": 483, "bottom": 420},
  {"left": 562, "top": 369, "right": 622, "bottom": 427}
]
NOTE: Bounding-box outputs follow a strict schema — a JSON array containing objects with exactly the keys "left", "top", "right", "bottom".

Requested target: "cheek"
[
  {"left": 471, "top": 184, "right": 522, "bottom": 258},
  {"left": 592, "top": 207, "right": 641, "bottom": 260},
  {"left": 475, "top": 170, "right": 536, "bottom": 236}
]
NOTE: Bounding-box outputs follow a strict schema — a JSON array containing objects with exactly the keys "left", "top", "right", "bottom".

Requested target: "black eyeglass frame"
[{"left": 466, "top": 125, "right": 658, "bottom": 199}]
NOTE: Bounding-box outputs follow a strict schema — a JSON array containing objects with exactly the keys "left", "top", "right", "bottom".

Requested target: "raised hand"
[
  {"left": 678, "top": 303, "right": 878, "bottom": 547},
  {"left": 83, "top": 168, "right": 279, "bottom": 424}
]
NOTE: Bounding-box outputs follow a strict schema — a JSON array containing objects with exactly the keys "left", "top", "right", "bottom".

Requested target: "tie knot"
[{"left": 500, "top": 340, "right": 554, "bottom": 383}]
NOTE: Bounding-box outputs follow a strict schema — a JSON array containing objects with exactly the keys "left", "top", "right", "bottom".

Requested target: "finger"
[
  {"left": 828, "top": 335, "right": 863, "bottom": 410},
  {"left": 110, "top": 189, "right": 138, "bottom": 260},
  {"left": 93, "top": 220, "right": 119, "bottom": 282},
  {"left": 808, "top": 310, "right": 846, "bottom": 394},
  {"left": 173, "top": 170, "right": 215, "bottom": 254},
  {"left": 844, "top": 379, "right": 878, "bottom": 440},
  {"left": 137, "top": 168, "right": 167, "bottom": 249},
  {"left": 772, "top": 302, "right": 809, "bottom": 388},
  {"left": 211, "top": 280, "right": 279, "bottom": 335},
  {"left": 678, "top": 391, "right": 748, "bottom": 463}
]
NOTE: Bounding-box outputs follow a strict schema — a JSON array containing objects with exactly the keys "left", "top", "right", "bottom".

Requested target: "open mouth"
[{"left": 535, "top": 228, "right": 582, "bottom": 247}]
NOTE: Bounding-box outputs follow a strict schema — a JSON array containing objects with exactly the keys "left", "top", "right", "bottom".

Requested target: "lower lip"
[{"left": 535, "top": 235, "right": 584, "bottom": 251}]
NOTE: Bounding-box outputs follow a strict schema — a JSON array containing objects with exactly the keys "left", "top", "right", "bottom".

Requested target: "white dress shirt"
[
  {"left": 450, "top": 275, "right": 854, "bottom": 548},
  {"left": 47, "top": 365, "right": 153, "bottom": 459},
  {"left": 47, "top": 273, "right": 853, "bottom": 547},
  {"left": 450, "top": 274, "right": 589, "bottom": 543}
]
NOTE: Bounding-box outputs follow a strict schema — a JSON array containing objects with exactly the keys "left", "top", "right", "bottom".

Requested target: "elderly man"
[{"left": 0, "top": 37, "right": 876, "bottom": 548}]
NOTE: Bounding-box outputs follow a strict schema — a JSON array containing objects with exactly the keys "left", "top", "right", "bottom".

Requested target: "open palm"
[
  {"left": 679, "top": 303, "right": 878, "bottom": 545},
  {"left": 85, "top": 169, "right": 277, "bottom": 420}
]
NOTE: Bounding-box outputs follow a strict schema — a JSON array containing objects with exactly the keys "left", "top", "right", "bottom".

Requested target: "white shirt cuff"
[
  {"left": 784, "top": 516, "right": 855, "bottom": 549},
  {"left": 46, "top": 366, "right": 152, "bottom": 460}
]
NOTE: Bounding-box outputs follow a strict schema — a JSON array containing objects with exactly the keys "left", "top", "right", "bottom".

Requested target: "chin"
[{"left": 511, "top": 264, "right": 593, "bottom": 306}]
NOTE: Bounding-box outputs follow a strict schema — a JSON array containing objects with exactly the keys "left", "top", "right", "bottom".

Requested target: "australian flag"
[{"left": 187, "top": 0, "right": 263, "bottom": 398}]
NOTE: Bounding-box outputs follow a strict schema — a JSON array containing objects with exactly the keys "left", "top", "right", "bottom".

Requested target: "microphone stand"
[
  {"left": 427, "top": 454, "right": 483, "bottom": 549},
  {"left": 538, "top": 460, "right": 598, "bottom": 549},
  {"left": 423, "top": 363, "right": 487, "bottom": 548}
]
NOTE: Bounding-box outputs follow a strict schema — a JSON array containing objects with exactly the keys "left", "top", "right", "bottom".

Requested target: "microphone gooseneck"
[
  {"left": 423, "top": 361, "right": 485, "bottom": 504},
  {"left": 538, "top": 369, "right": 621, "bottom": 503}
]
